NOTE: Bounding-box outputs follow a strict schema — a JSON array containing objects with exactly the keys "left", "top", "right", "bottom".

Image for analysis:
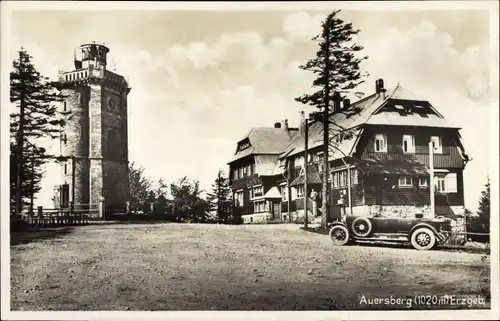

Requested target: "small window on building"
[
  {"left": 435, "top": 174, "right": 446, "bottom": 193},
  {"left": 434, "top": 173, "right": 457, "bottom": 193},
  {"left": 64, "top": 163, "right": 67, "bottom": 175},
  {"left": 318, "top": 153, "right": 324, "bottom": 172},
  {"left": 419, "top": 177, "right": 428, "bottom": 188},
  {"left": 62, "top": 134, "right": 67, "bottom": 144},
  {"left": 254, "top": 200, "right": 266, "bottom": 213},
  {"left": 333, "top": 170, "right": 349, "bottom": 188},
  {"left": 251, "top": 185, "right": 263, "bottom": 199},
  {"left": 63, "top": 101, "right": 67, "bottom": 112},
  {"left": 374, "top": 134, "right": 387, "bottom": 152},
  {"left": 350, "top": 169, "right": 358, "bottom": 185},
  {"left": 233, "top": 169, "right": 238, "bottom": 180},
  {"left": 402, "top": 134, "right": 415, "bottom": 153},
  {"left": 234, "top": 190, "right": 244, "bottom": 207},
  {"left": 296, "top": 185, "right": 305, "bottom": 198},
  {"left": 398, "top": 176, "right": 413, "bottom": 187},
  {"left": 280, "top": 185, "right": 288, "bottom": 201},
  {"left": 430, "top": 136, "right": 442, "bottom": 154}
]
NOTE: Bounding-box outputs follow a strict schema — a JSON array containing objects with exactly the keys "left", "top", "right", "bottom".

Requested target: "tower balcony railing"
[
  {"left": 58, "top": 68, "right": 129, "bottom": 88},
  {"left": 58, "top": 69, "right": 90, "bottom": 83}
]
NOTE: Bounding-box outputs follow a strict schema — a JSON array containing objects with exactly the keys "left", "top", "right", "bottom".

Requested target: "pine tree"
[
  {"left": 295, "top": 10, "right": 369, "bottom": 227},
  {"left": 206, "top": 170, "right": 232, "bottom": 223},
  {"left": 467, "top": 177, "right": 490, "bottom": 243},
  {"left": 10, "top": 48, "right": 65, "bottom": 215},
  {"left": 476, "top": 177, "right": 490, "bottom": 223}
]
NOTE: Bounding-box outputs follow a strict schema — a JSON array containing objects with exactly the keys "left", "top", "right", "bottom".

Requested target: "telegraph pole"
[
  {"left": 304, "top": 117, "right": 309, "bottom": 229},
  {"left": 15, "top": 50, "right": 26, "bottom": 217},
  {"left": 429, "top": 141, "right": 435, "bottom": 217}
]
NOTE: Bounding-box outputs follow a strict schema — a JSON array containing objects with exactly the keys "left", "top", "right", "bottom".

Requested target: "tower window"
[
  {"left": 63, "top": 101, "right": 67, "bottom": 112},
  {"left": 64, "top": 163, "right": 67, "bottom": 175}
]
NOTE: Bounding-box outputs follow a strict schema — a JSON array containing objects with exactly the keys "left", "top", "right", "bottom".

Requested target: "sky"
[{"left": 4, "top": 3, "right": 498, "bottom": 211}]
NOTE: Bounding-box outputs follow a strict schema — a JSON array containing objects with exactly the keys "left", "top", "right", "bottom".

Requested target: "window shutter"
[{"left": 445, "top": 173, "right": 457, "bottom": 193}]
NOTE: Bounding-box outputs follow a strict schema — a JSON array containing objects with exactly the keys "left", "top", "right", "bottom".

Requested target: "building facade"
[
  {"left": 228, "top": 79, "right": 470, "bottom": 225},
  {"left": 53, "top": 43, "right": 131, "bottom": 213}
]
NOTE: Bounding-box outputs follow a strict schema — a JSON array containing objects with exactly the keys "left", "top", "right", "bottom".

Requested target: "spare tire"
[{"left": 351, "top": 217, "right": 373, "bottom": 237}]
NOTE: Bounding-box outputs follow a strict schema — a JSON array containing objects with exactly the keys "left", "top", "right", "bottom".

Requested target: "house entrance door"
[
  {"left": 273, "top": 202, "right": 280, "bottom": 220},
  {"left": 60, "top": 184, "right": 69, "bottom": 209}
]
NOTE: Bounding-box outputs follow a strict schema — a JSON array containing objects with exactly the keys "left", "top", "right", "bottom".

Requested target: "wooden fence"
[{"left": 13, "top": 201, "right": 103, "bottom": 229}]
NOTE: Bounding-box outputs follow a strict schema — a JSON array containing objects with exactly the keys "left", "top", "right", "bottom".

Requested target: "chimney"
[
  {"left": 274, "top": 122, "right": 281, "bottom": 128},
  {"left": 333, "top": 91, "right": 342, "bottom": 112},
  {"left": 299, "top": 111, "right": 305, "bottom": 136},
  {"left": 376, "top": 78, "right": 385, "bottom": 94},
  {"left": 343, "top": 98, "right": 350, "bottom": 110}
]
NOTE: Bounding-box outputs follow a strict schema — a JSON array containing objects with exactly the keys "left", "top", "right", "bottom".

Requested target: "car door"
[{"left": 371, "top": 216, "right": 415, "bottom": 234}]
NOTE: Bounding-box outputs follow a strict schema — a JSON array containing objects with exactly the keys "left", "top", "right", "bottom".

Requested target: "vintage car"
[{"left": 327, "top": 214, "right": 453, "bottom": 250}]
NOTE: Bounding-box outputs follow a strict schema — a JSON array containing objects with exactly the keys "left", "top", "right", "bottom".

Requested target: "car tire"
[
  {"left": 410, "top": 227, "right": 436, "bottom": 251},
  {"left": 329, "top": 225, "right": 350, "bottom": 246},
  {"left": 351, "top": 217, "right": 373, "bottom": 238}
]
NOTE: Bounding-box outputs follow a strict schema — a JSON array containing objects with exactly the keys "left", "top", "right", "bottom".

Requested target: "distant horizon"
[{"left": 4, "top": 5, "right": 497, "bottom": 213}]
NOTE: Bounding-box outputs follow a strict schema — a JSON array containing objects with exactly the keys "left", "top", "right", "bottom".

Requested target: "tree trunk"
[
  {"left": 321, "top": 105, "right": 329, "bottom": 227},
  {"left": 15, "top": 51, "right": 25, "bottom": 217},
  {"left": 321, "top": 30, "right": 331, "bottom": 228}
]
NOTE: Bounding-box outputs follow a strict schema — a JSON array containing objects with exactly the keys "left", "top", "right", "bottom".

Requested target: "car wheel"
[
  {"left": 329, "top": 225, "right": 350, "bottom": 246},
  {"left": 410, "top": 227, "right": 436, "bottom": 250},
  {"left": 351, "top": 217, "right": 373, "bottom": 237}
]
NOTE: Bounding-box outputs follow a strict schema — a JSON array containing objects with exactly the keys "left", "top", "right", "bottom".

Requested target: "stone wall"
[
  {"left": 242, "top": 213, "right": 272, "bottom": 224},
  {"left": 61, "top": 87, "right": 90, "bottom": 206},
  {"left": 103, "top": 160, "right": 129, "bottom": 212}
]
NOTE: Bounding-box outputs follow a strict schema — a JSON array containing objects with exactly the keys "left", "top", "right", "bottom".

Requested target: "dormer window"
[{"left": 238, "top": 139, "right": 251, "bottom": 152}]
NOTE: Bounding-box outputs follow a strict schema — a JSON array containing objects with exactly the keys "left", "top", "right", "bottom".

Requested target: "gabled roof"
[
  {"left": 229, "top": 127, "right": 299, "bottom": 163},
  {"left": 264, "top": 187, "right": 282, "bottom": 199},
  {"left": 280, "top": 92, "right": 382, "bottom": 159},
  {"left": 280, "top": 84, "right": 460, "bottom": 160},
  {"left": 365, "top": 113, "right": 460, "bottom": 129}
]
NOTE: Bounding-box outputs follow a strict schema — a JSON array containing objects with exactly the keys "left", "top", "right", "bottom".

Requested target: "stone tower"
[{"left": 55, "top": 42, "right": 131, "bottom": 212}]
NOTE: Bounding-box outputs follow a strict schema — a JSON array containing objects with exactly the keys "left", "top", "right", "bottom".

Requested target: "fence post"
[
  {"left": 126, "top": 201, "right": 132, "bottom": 215},
  {"left": 37, "top": 206, "right": 43, "bottom": 227},
  {"left": 99, "top": 196, "right": 105, "bottom": 220},
  {"left": 69, "top": 201, "right": 74, "bottom": 225}
]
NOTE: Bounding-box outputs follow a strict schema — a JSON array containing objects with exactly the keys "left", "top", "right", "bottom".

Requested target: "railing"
[{"left": 13, "top": 202, "right": 103, "bottom": 229}]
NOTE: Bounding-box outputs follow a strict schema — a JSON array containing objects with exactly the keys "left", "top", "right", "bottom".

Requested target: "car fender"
[
  {"left": 327, "top": 221, "right": 348, "bottom": 230},
  {"left": 409, "top": 223, "right": 447, "bottom": 243}
]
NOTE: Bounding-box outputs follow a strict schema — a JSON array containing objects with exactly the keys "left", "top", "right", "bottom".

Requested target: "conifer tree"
[
  {"left": 468, "top": 177, "right": 490, "bottom": 242},
  {"left": 10, "top": 48, "right": 65, "bottom": 215},
  {"left": 295, "top": 10, "right": 369, "bottom": 227},
  {"left": 206, "top": 169, "right": 232, "bottom": 223}
]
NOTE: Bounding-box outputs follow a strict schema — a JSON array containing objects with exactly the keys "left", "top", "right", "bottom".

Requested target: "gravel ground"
[{"left": 10, "top": 223, "right": 491, "bottom": 310}]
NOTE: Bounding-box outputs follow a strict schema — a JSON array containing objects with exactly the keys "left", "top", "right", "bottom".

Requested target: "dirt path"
[{"left": 10, "top": 223, "right": 490, "bottom": 310}]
